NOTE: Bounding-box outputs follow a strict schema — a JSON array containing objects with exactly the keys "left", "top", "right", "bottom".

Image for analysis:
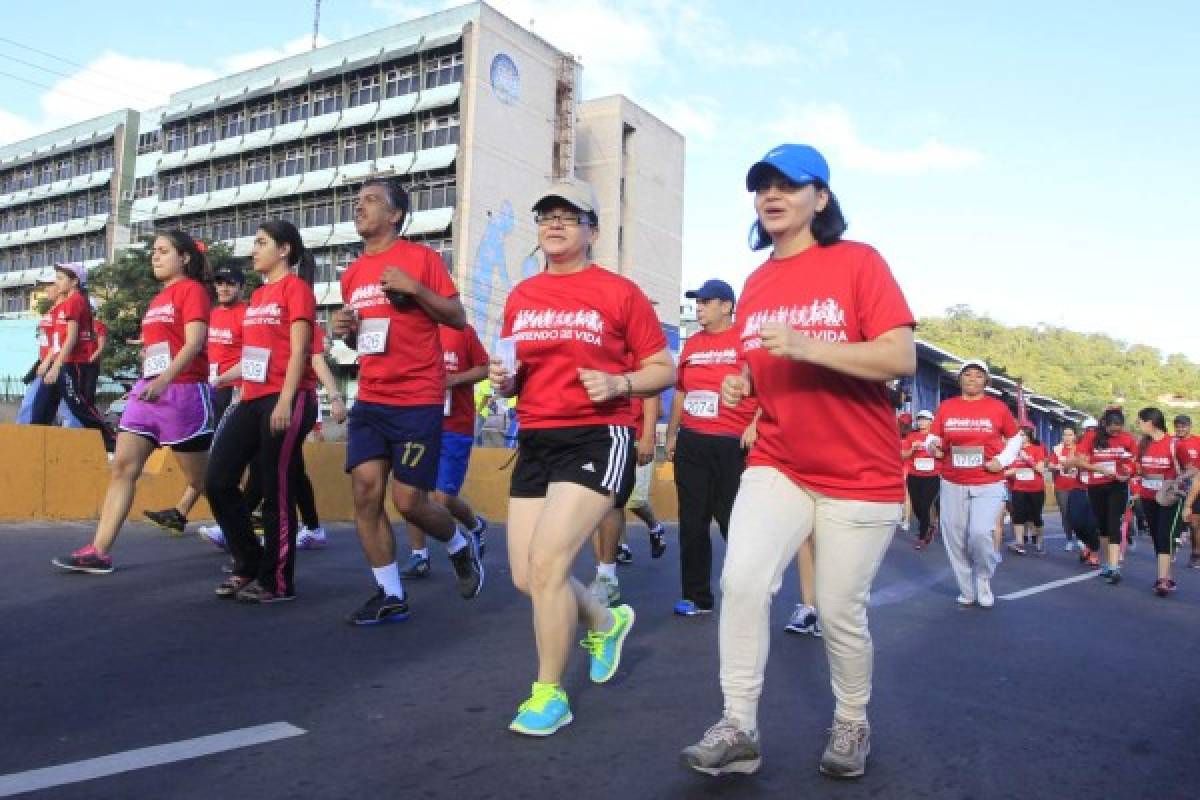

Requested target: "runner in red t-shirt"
[
  {"left": 489, "top": 181, "right": 673, "bottom": 736},
  {"left": 204, "top": 221, "right": 319, "bottom": 603},
  {"left": 1171, "top": 415, "right": 1200, "bottom": 568},
  {"left": 1048, "top": 426, "right": 1094, "bottom": 557},
  {"left": 80, "top": 315, "right": 106, "bottom": 405},
  {"left": 1004, "top": 426, "right": 1048, "bottom": 554},
  {"left": 54, "top": 232, "right": 212, "bottom": 575},
  {"left": 401, "top": 323, "right": 491, "bottom": 576},
  {"left": 680, "top": 145, "right": 915, "bottom": 779},
  {"left": 1073, "top": 407, "right": 1137, "bottom": 583},
  {"left": 19, "top": 279, "right": 78, "bottom": 426},
  {"left": 902, "top": 409, "right": 942, "bottom": 550},
  {"left": 30, "top": 263, "right": 113, "bottom": 450},
  {"left": 1134, "top": 408, "right": 1183, "bottom": 596},
  {"left": 330, "top": 178, "right": 482, "bottom": 623}
]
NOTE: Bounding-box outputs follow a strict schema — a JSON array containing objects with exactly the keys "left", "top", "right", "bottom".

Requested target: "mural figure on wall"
[{"left": 468, "top": 199, "right": 540, "bottom": 348}]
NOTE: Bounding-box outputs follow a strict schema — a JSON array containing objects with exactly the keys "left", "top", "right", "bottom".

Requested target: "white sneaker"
[
  {"left": 900, "top": 520, "right": 910, "bottom": 532},
  {"left": 588, "top": 575, "right": 621, "bottom": 607},
  {"left": 977, "top": 578, "right": 994, "bottom": 608},
  {"left": 297, "top": 526, "right": 327, "bottom": 550},
  {"left": 1064, "top": 539, "right": 1075, "bottom": 552},
  {"left": 784, "top": 604, "right": 822, "bottom": 636},
  {"left": 956, "top": 594, "right": 976, "bottom": 606},
  {"left": 198, "top": 525, "right": 227, "bottom": 551}
]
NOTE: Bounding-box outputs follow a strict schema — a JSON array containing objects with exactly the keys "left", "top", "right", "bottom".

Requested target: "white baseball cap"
[
  {"left": 957, "top": 358, "right": 989, "bottom": 377},
  {"left": 916, "top": 409, "right": 934, "bottom": 421}
]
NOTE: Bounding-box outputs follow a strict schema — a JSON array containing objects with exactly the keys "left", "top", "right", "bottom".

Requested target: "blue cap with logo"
[
  {"left": 745, "top": 144, "right": 831, "bottom": 190},
  {"left": 684, "top": 279, "right": 736, "bottom": 304}
]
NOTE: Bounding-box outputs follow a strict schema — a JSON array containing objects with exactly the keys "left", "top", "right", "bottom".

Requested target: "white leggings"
[
  {"left": 938, "top": 479, "right": 1005, "bottom": 598},
  {"left": 719, "top": 467, "right": 899, "bottom": 728}
]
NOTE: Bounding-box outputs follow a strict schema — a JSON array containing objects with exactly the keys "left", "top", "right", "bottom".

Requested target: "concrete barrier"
[{"left": 0, "top": 425, "right": 680, "bottom": 523}]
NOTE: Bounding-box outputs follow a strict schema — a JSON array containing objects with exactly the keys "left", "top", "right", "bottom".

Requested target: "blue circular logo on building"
[{"left": 490, "top": 53, "right": 520, "bottom": 105}]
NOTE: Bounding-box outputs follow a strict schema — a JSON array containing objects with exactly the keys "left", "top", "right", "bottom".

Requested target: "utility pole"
[{"left": 312, "top": 0, "right": 322, "bottom": 50}]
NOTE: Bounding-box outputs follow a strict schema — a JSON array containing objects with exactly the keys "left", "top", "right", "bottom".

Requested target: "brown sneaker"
[{"left": 819, "top": 717, "right": 870, "bottom": 778}]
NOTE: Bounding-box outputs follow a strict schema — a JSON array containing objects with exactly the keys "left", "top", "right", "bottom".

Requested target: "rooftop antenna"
[{"left": 312, "top": 0, "right": 322, "bottom": 50}]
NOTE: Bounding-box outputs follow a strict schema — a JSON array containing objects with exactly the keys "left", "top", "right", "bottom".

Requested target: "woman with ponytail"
[
  {"left": 1074, "top": 408, "right": 1137, "bottom": 584},
  {"left": 53, "top": 231, "right": 213, "bottom": 574},
  {"left": 205, "top": 220, "right": 318, "bottom": 603},
  {"left": 1133, "top": 407, "right": 1183, "bottom": 596}
]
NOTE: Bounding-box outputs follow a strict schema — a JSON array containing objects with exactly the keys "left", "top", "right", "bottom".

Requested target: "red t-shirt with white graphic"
[
  {"left": 1135, "top": 436, "right": 1181, "bottom": 501},
  {"left": 37, "top": 304, "right": 57, "bottom": 361},
  {"left": 1049, "top": 444, "right": 1082, "bottom": 491},
  {"left": 53, "top": 291, "right": 95, "bottom": 364},
  {"left": 1009, "top": 443, "right": 1047, "bottom": 492},
  {"left": 930, "top": 396, "right": 1019, "bottom": 486},
  {"left": 737, "top": 241, "right": 915, "bottom": 502},
  {"left": 502, "top": 265, "right": 667, "bottom": 430},
  {"left": 1077, "top": 429, "right": 1137, "bottom": 486},
  {"left": 141, "top": 279, "right": 211, "bottom": 384},
  {"left": 677, "top": 327, "right": 757, "bottom": 437},
  {"left": 208, "top": 302, "right": 246, "bottom": 382},
  {"left": 1173, "top": 435, "right": 1200, "bottom": 471},
  {"left": 440, "top": 324, "right": 489, "bottom": 436},
  {"left": 240, "top": 274, "right": 317, "bottom": 402},
  {"left": 80, "top": 318, "right": 106, "bottom": 362},
  {"left": 902, "top": 430, "right": 942, "bottom": 476}
]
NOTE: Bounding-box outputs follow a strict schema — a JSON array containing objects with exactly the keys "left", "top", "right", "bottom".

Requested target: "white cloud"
[
  {"left": 653, "top": 95, "right": 720, "bottom": 141},
  {"left": 769, "top": 103, "right": 984, "bottom": 175},
  {"left": 220, "top": 34, "right": 332, "bottom": 75}
]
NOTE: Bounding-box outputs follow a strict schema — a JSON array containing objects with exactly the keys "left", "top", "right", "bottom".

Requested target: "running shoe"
[
  {"left": 143, "top": 508, "right": 187, "bottom": 536},
  {"left": 400, "top": 552, "right": 431, "bottom": 578},
  {"left": 52, "top": 545, "right": 113, "bottom": 574},
  {"left": 976, "top": 578, "right": 995, "bottom": 608},
  {"left": 1105, "top": 567, "right": 1122, "bottom": 585},
  {"left": 673, "top": 599, "right": 713, "bottom": 616},
  {"left": 198, "top": 525, "right": 228, "bottom": 551},
  {"left": 819, "top": 717, "right": 871, "bottom": 778},
  {"left": 297, "top": 526, "right": 327, "bottom": 550},
  {"left": 235, "top": 581, "right": 295, "bottom": 604},
  {"left": 1154, "top": 578, "right": 1170, "bottom": 597},
  {"left": 681, "top": 717, "right": 762, "bottom": 776},
  {"left": 1087, "top": 551, "right": 1100, "bottom": 568},
  {"left": 581, "top": 604, "right": 635, "bottom": 683},
  {"left": 1167, "top": 578, "right": 1178, "bottom": 591},
  {"left": 215, "top": 574, "right": 253, "bottom": 597},
  {"left": 913, "top": 538, "right": 925, "bottom": 551},
  {"left": 1190, "top": 556, "right": 1200, "bottom": 570},
  {"left": 1064, "top": 538, "right": 1075, "bottom": 552},
  {"left": 784, "top": 604, "right": 822, "bottom": 636},
  {"left": 447, "top": 535, "right": 484, "bottom": 599},
  {"left": 956, "top": 594, "right": 976, "bottom": 607},
  {"left": 589, "top": 574, "right": 621, "bottom": 607},
  {"left": 649, "top": 524, "right": 666, "bottom": 559},
  {"left": 1034, "top": 540, "right": 1045, "bottom": 555},
  {"left": 1007, "top": 542, "right": 1026, "bottom": 556},
  {"left": 509, "top": 683, "right": 572, "bottom": 736},
  {"left": 346, "top": 587, "right": 409, "bottom": 625},
  {"left": 471, "top": 515, "right": 489, "bottom": 558},
  {"left": 615, "top": 543, "right": 633, "bottom": 565}
]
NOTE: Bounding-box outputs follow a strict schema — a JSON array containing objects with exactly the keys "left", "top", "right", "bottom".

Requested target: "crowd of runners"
[{"left": 25, "top": 142, "right": 1195, "bottom": 782}]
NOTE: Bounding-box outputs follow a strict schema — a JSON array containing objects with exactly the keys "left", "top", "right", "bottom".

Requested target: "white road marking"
[
  {"left": 0, "top": 722, "right": 306, "bottom": 798},
  {"left": 999, "top": 571, "right": 1101, "bottom": 600}
]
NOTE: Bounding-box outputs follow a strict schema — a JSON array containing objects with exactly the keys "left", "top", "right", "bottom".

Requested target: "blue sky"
[{"left": 2, "top": 1, "right": 1197, "bottom": 359}]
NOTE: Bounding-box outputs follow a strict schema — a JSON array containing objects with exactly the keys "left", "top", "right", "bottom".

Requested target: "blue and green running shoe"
[
  {"left": 509, "top": 683, "right": 572, "bottom": 736},
  {"left": 582, "top": 604, "right": 635, "bottom": 683}
]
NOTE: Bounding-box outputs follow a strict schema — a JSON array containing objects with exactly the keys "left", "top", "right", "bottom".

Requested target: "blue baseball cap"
[
  {"left": 685, "top": 279, "right": 736, "bottom": 304},
  {"left": 745, "top": 144, "right": 831, "bottom": 190}
]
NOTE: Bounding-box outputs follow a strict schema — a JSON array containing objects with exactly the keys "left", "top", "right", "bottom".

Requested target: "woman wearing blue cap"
[{"left": 681, "top": 144, "right": 916, "bottom": 779}]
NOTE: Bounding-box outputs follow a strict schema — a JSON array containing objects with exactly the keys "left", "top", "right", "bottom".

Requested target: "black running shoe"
[
  {"left": 250, "top": 512, "right": 265, "bottom": 534},
  {"left": 616, "top": 543, "right": 634, "bottom": 565},
  {"left": 448, "top": 535, "right": 484, "bottom": 599},
  {"left": 472, "top": 515, "right": 489, "bottom": 558},
  {"left": 649, "top": 525, "right": 666, "bottom": 559},
  {"left": 347, "top": 587, "right": 410, "bottom": 625},
  {"left": 144, "top": 508, "right": 187, "bottom": 535}
]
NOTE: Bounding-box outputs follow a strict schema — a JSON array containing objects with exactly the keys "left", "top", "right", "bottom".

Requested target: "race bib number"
[
  {"left": 1141, "top": 475, "right": 1165, "bottom": 491},
  {"left": 357, "top": 317, "right": 390, "bottom": 355},
  {"left": 1015, "top": 468, "right": 1036, "bottom": 482},
  {"left": 241, "top": 346, "right": 271, "bottom": 383},
  {"left": 684, "top": 390, "right": 719, "bottom": 419},
  {"left": 914, "top": 457, "right": 936, "bottom": 472},
  {"left": 444, "top": 390, "right": 453, "bottom": 417},
  {"left": 951, "top": 446, "right": 985, "bottom": 469},
  {"left": 143, "top": 342, "right": 171, "bottom": 377}
]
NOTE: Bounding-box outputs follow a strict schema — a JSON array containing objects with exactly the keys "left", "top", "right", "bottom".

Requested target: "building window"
[
  {"left": 133, "top": 176, "right": 157, "bottom": 198},
  {"left": 56, "top": 159, "right": 74, "bottom": 181},
  {"left": 420, "top": 114, "right": 460, "bottom": 149},
  {"left": 308, "top": 140, "right": 337, "bottom": 171},
  {"left": 385, "top": 64, "right": 419, "bottom": 98},
  {"left": 186, "top": 170, "right": 210, "bottom": 196},
  {"left": 18, "top": 168, "right": 32, "bottom": 189},
  {"left": 304, "top": 200, "right": 334, "bottom": 228},
  {"left": 210, "top": 213, "right": 236, "bottom": 240},
  {"left": 191, "top": 121, "right": 213, "bottom": 147},
  {"left": 337, "top": 196, "right": 355, "bottom": 222},
  {"left": 137, "top": 130, "right": 162, "bottom": 154},
  {"left": 381, "top": 124, "right": 416, "bottom": 156},
  {"left": 219, "top": 111, "right": 245, "bottom": 139},
  {"left": 93, "top": 193, "right": 111, "bottom": 214},
  {"left": 311, "top": 86, "right": 341, "bottom": 116},
  {"left": 214, "top": 163, "right": 239, "bottom": 190},
  {"left": 348, "top": 73, "right": 381, "bottom": 107},
  {"left": 164, "top": 174, "right": 186, "bottom": 200},
  {"left": 424, "top": 53, "right": 463, "bottom": 89},
  {"left": 313, "top": 250, "right": 335, "bottom": 284},
  {"left": 38, "top": 164, "right": 54, "bottom": 185},
  {"left": 410, "top": 177, "right": 456, "bottom": 212},
  {"left": 243, "top": 156, "right": 269, "bottom": 184},
  {"left": 279, "top": 92, "right": 310, "bottom": 124},
  {"left": 248, "top": 102, "right": 275, "bottom": 133},
  {"left": 275, "top": 147, "right": 305, "bottom": 178},
  {"left": 71, "top": 195, "right": 88, "bottom": 218},
  {"left": 342, "top": 132, "right": 377, "bottom": 164},
  {"left": 165, "top": 127, "right": 187, "bottom": 152}
]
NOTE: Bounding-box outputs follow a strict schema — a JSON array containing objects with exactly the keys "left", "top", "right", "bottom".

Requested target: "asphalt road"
[{"left": 1, "top": 513, "right": 1198, "bottom": 799}]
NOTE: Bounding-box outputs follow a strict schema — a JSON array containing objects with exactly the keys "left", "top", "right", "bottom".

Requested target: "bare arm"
[
  {"left": 665, "top": 390, "right": 684, "bottom": 458},
  {"left": 411, "top": 287, "right": 467, "bottom": 329},
  {"left": 760, "top": 323, "right": 916, "bottom": 381},
  {"left": 448, "top": 364, "right": 489, "bottom": 389}
]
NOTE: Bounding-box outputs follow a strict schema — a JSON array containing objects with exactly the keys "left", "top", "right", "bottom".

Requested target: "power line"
[
  {"left": 0, "top": 50, "right": 162, "bottom": 107},
  {"left": 0, "top": 36, "right": 168, "bottom": 99}
]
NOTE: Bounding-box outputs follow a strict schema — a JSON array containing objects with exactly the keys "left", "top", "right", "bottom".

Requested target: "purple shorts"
[{"left": 119, "top": 380, "right": 215, "bottom": 448}]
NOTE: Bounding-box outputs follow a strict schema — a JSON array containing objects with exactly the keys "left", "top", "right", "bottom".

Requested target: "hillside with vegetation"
[{"left": 918, "top": 306, "right": 1200, "bottom": 417}]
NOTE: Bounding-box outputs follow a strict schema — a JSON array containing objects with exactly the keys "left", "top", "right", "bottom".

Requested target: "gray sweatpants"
[{"left": 938, "top": 479, "right": 1005, "bottom": 599}]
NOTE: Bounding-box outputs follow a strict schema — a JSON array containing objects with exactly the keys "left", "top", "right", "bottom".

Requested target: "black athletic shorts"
[{"left": 510, "top": 424, "right": 636, "bottom": 507}]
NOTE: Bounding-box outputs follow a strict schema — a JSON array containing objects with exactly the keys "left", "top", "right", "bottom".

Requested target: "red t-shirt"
[
  {"left": 341, "top": 239, "right": 458, "bottom": 407},
  {"left": 1010, "top": 443, "right": 1047, "bottom": 492},
  {"left": 902, "top": 430, "right": 942, "bottom": 476},
  {"left": 440, "top": 324, "right": 489, "bottom": 436},
  {"left": 53, "top": 291, "right": 95, "bottom": 364},
  {"left": 930, "top": 396, "right": 1019, "bottom": 486},
  {"left": 677, "top": 327, "right": 757, "bottom": 438},
  {"left": 737, "top": 241, "right": 915, "bottom": 502},
  {"left": 502, "top": 265, "right": 666, "bottom": 430},
  {"left": 240, "top": 274, "right": 317, "bottom": 401},
  {"left": 1049, "top": 444, "right": 1082, "bottom": 491},
  {"left": 208, "top": 302, "right": 246, "bottom": 382},
  {"left": 1077, "top": 429, "right": 1137, "bottom": 486},
  {"left": 141, "top": 278, "right": 211, "bottom": 384},
  {"left": 80, "top": 318, "right": 106, "bottom": 362},
  {"left": 1135, "top": 436, "right": 1181, "bottom": 501},
  {"left": 37, "top": 305, "right": 56, "bottom": 361},
  {"left": 1174, "top": 435, "right": 1200, "bottom": 471}
]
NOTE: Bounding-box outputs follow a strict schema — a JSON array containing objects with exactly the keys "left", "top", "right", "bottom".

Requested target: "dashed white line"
[{"left": 999, "top": 571, "right": 1101, "bottom": 600}]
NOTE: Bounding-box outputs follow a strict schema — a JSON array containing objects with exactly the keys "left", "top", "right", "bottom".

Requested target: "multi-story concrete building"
[{"left": 0, "top": 2, "right": 685, "bottom": 388}]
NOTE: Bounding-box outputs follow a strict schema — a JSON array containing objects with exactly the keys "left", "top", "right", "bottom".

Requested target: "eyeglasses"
[{"left": 535, "top": 212, "right": 587, "bottom": 227}]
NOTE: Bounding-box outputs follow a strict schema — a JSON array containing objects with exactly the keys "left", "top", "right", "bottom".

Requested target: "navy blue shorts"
[
  {"left": 436, "top": 431, "right": 474, "bottom": 496},
  {"left": 346, "top": 401, "right": 442, "bottom": 490}
]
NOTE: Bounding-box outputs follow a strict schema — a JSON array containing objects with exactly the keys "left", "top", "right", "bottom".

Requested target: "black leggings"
[
  {"left": 1087, "top": 482, "right": 1130, "bottom": 540},
  {"left": 1064, "top": 489, "right": 1100, "bottom": 550},
  {"left": 673, "top": 428, "right": 745, "bottom": 610},
  {"left": 1010, "top": 490, "right": 1045, "bottom": 527},
  {"left": 1143, "top": 498, "right": 1183, "bottom": 556},
  {"left": 906, "top": 474, "right": 940, "bottom": 536},
  {"left": 243, "top": 456, "right": 319, "bottom": 529},
  {"left": 205, "top": 391, "right": 317, "bottom": 595},
  {"left": 30, "top": 363, "right": 116, "bottom": 452}
]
